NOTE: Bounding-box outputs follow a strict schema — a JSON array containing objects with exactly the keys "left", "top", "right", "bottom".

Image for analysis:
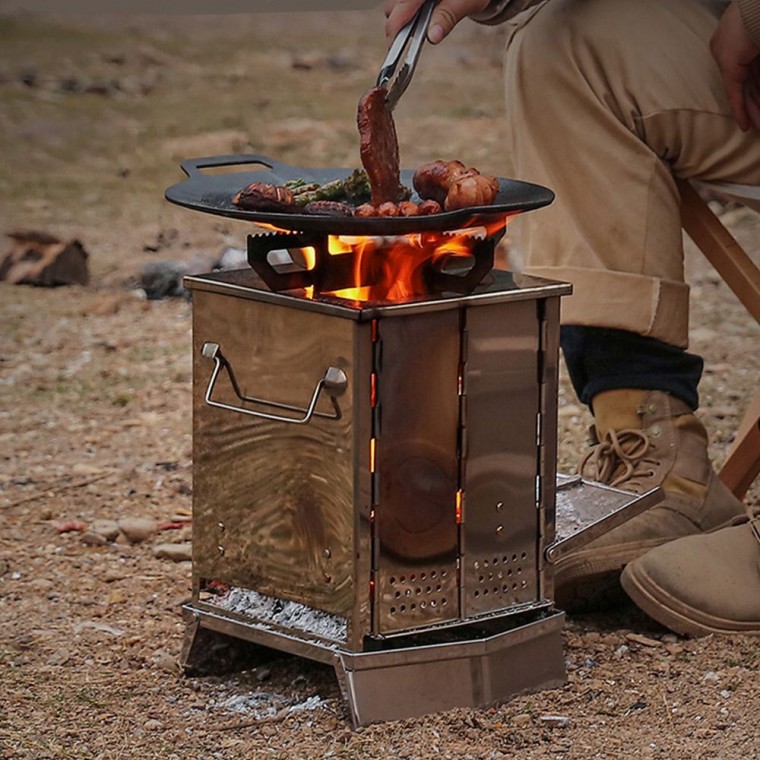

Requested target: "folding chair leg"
[
  {"left": 718, "top": 391, "right": 760, "bottom": 500},
  {"left": 678, "top": 179, "right": 760, "bottom": 500}
]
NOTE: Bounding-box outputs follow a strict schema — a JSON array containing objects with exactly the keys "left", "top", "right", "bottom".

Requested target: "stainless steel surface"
[
  {"left": 460, "top": 300, "right": 541, "bottom": 616},
  {"left": 182, "top": 268, "right": 585, "bottom": 724},
  {"left": 545, "top": 479, "right": 663, "bottom": 564},
  {"left": 202, "top": 341, "right": 348, "bottom": 425},
  {"left": 335, "top": 612, "right": 566, "bottom": 727},
  {"left": 184, "top": 269, "right": 572, "bottom": 321},
  {"left": 191, "top": 289, "right": 358, "bottom": 621},
  {"left": 537, "top": 297, "right": 561, "bottom": 599},
  {"left": 182, "top": 603, "right": 340, "bottom": 667},
  {"left": 373, "top": 310, "right": 461, "bottom": 633},
  {"left": 181, "top": 601, "right": 565, "bottom": 728},
  {"left": 377, "top": 0, "right": 435, "bottom": 110}
]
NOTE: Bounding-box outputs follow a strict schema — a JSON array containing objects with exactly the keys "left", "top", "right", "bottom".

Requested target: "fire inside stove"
[{"left": 247, "top": 217, "right": 512, "bottom": 304}]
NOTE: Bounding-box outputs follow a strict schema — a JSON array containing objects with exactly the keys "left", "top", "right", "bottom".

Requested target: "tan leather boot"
[
  {"left": 621, "top": 509, "right": 760, "bottom": 636},
  {"left": 555, "top": 389, "right": 746, "bottom": 609}
]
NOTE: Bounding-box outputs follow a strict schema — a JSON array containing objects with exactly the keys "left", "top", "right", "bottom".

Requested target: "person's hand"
[
  {"left": 384, "top": 0, "right": 492, "bottom": 45},
  {"left": 710, "top": 0, "right": 760, "bottom": 130}
]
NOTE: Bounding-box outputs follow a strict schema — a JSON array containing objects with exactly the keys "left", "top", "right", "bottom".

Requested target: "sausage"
[
  {"left": 354, "top": 203, "right": 377, "bottom": 217},
  {"left": 413, "top": 160, "right": 499, "bottom": 210},
  {"left": 398, "top": 201, "right": 421, "bottom": 217},
  {"left": 376, "top": 201, "right": 400, "bottom": 217},
  {"left": 444, "top": 174, "right": 500, "bottom": 211},
  {"left": 412, "top": 160, "right": 470, "bottom": 204},
  {"left": 418, "top": 199, "right": 442, "bottom": 215}
]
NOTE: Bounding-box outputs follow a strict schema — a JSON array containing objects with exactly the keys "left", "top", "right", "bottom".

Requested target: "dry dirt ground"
[{"left": 1, "top": 9, "right": 759, "bottom": 759}]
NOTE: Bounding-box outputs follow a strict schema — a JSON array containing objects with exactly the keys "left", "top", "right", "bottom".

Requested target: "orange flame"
[{"left": 251, "top": 216, "right": 513, "bottom": 304}]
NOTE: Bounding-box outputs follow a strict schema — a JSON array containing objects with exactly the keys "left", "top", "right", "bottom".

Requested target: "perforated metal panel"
[{"left": 460, "top": 300, "right": 541, "bottom": 616}]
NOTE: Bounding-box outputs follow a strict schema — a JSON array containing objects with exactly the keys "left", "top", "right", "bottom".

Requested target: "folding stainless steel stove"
[{"left": 168, "top": 155, "right": 660, "bottom": 726}]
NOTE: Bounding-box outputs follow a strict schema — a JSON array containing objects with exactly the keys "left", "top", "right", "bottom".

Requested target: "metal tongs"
[{"left": 377, "top": 0, "right": 436, "bottom": 110}]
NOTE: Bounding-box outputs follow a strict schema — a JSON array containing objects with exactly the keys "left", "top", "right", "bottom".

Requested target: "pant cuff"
[{"left": 523, "top": 265, "right": 690, "bottom": 348}]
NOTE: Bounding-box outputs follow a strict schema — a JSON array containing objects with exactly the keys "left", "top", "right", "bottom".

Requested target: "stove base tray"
[{"left": 180, "top": 604, "right": 565, "bottom": 727}]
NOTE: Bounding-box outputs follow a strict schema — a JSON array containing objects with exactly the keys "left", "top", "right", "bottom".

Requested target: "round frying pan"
[{"left": 165, "top": 153, "right": 554, "bottom": 235}]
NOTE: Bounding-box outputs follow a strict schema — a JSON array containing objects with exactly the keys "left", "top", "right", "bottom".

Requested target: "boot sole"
[{"left": 621, "top": 563, "right": 760, "bottom": 638}]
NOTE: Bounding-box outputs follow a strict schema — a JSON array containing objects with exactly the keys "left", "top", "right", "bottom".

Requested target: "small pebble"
[
  {"left": 46, "top": 648, "right": 70, "bottom": 666},
  {"left": 152, "top": 650, "right": 177, "bottom": 673},
  {"left": 81, "top": 531, "right": 108, "bottom": 547},
  {"left": 256, "top": 667, "right": 272, "bottom": 683},
  {"left": 143, "top": 719, "right": 163, "bottom": 731},
  {"left": 90, "top": 519, "right": 120, "bottom": 541},
  {"left": 625, "top": 633, "right": 661, "bottom": 648},
  {"left": 153, "top": 543, "right": 192, "bottom": 562},
  {"left": 613, "top": 645, "right": 629, "bottom": 658},
  {"left": 119, "top": 517, "right": 157, "bottom": 544},
  {"left": 512, "top": 713, "right": 532, "bottom": 726},
  {"left": 107, "top": 588, "right": 126, "bottom": 604},
  {"left": 703, "top": 671, "right": 719, "bottom": 682},
  {"left": 661, "top": 633, "right": 679, "bottom": 644}
]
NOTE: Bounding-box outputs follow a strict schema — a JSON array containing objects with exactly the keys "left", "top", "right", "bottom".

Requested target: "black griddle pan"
[{"left": 165, "top": 154, "right": 554, "bottom": 235}]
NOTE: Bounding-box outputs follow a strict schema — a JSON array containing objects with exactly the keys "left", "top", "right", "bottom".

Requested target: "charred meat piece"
[
  {"left": 376, "top": 201, "right": 400, "bottom": 217},
  {"left": 232, "top": 182, "right": 295, "bottom": 212},
  {"left": 418, "top": 199, "right": 442, "bottom": 215},
  {"left": 398, "top": 201, "right": 421, "bottom": 217},
  {"left": 354, "top": 203, "right": 377, "bottom": 217},
  {"left": 357, "top": 87, "right": 406, "bottom": 206},
  {"left": 303, "top": 200, "right": 354, "bottom": 217}
]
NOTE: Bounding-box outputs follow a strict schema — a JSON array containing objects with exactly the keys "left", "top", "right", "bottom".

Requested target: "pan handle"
[
  {"left": 200, "top": 342, "right": 347, "bottom": 425},
  {"left": 179, "top": 153, "right": 292, "bottom": 178}
]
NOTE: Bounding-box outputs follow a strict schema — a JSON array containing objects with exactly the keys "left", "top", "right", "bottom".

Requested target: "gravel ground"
[{"left": 0, "top": 9, "right": 758, "bottom": 759}]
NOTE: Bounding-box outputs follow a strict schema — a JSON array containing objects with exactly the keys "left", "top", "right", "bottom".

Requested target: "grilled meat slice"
[
  {"left": 357, "top": 86, "right": 405, "bottom": 206},
  {"left": 303, "top": 200, "right": 354, "bottom": 217},
  {"left": 233, "top": 182, "right": 295, "bottom": 212}
]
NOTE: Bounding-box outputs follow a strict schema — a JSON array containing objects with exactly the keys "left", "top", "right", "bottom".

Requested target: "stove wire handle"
[
  {"left": 377, "top": 0, "right": 436, "bottom": 111},
  {"left": 201, "top": 342, "right": 347, "bottom": 425}
]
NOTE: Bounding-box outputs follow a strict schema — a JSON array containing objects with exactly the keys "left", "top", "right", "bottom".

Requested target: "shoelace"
[{"left": 580, "top": 428, "right": 651, "bottom": 488}]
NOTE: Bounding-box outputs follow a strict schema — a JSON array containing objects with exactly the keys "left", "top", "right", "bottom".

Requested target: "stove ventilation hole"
[
  {"left": 387, "top": 569, "right": 449, "bottom": 617},
  {"left": 471, "top": 552, "right": 531, "bottom": 600}
]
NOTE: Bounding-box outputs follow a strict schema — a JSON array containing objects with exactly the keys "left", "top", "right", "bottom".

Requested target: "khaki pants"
[{"left": 502, "top": 0, "right": 760, "bottom": 347}]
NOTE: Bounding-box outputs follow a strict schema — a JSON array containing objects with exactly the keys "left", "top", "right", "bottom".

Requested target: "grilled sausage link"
[
  {"left": 413, "top": 160, "right": 499, "bottom": 210},
  {"left": 444, "top": 174, "right": 500, "bottom": 211},
  {"left": 412, "top": 160, "right": 470, "bottom": 205}
]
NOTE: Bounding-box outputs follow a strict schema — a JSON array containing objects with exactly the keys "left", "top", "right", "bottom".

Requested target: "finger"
[
  {"left": 428, "top": 0, "right": 491, "bottom": 44},
  {"left": 384, "top": 0, "right": 426, "bottom": 41}
]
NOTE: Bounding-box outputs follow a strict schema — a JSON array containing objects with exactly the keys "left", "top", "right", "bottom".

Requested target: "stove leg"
[{"left": 181, "top": 607, "right": 274, "bottom": 676}]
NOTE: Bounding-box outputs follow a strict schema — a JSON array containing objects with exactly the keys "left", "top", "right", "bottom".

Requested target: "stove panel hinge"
[
  {"left": 369, "top": 320, "right": 381, "bottom": 635},
  {"left": 457, "top": 313, "right": 468, "bottom": 618}
]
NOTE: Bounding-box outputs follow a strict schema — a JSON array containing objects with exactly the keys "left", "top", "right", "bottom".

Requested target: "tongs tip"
[{"left": 377, "top": 0, "right": 435, "bottom": 110}]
